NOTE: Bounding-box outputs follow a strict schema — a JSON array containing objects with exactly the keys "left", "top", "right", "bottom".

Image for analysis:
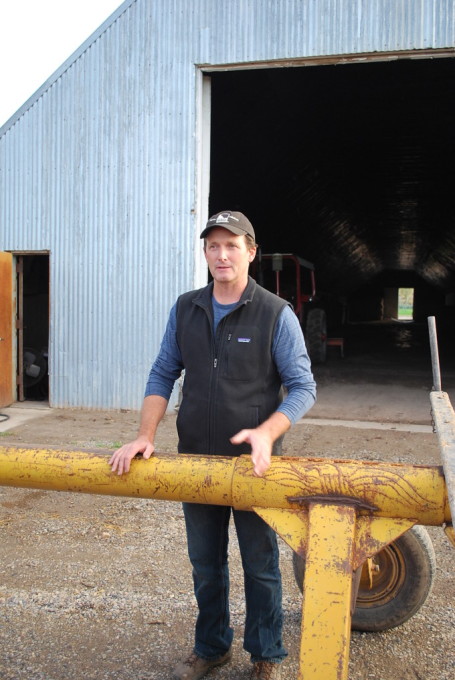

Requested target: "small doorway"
[
  {"left": 383, "top": 287, "right": 415, "bottom": 322},
  {"left": 398, "top": 288, "right": 415, "bottom": 321},
  {"left": 16, "top": 254, "right": 50, "bottom": 402}
]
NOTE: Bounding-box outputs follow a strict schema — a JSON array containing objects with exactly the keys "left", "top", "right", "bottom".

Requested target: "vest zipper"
[
  {"left": 215, "top": 332, "right": 230, "bottom": 367},
  {"left": 208, "top": 302, "right": 247, "bottom": 452}
]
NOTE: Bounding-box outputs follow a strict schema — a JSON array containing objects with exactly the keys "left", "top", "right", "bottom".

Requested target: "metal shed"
[{"left": 0, "top": 0, "right": 454, "bottom": 410}]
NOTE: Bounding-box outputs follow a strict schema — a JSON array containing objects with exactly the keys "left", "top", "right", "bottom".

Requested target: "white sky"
[{"left": 0, "top": 1, "right": 125, "bottom": 127}]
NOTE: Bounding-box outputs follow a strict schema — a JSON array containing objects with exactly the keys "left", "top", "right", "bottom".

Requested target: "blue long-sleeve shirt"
[{"left": 145, "top": 300, "right": 316, "bottom": 425}]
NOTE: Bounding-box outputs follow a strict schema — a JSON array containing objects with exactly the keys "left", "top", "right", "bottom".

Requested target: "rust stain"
[{"left": 288, "top": 493, "right": 378, "bottom": 513}]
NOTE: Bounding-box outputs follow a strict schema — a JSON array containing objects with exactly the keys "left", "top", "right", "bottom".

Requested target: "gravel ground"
[{"left": 0, "top": 409, "right": 454, "bottom": 680}]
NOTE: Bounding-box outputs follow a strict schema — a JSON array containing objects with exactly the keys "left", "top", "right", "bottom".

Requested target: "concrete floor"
[
  {"left": 0, "top": 402, "right": 52, "bottom": 434},
  {"left": 311, "top": 319, "right": 455, "bottom": 426}
]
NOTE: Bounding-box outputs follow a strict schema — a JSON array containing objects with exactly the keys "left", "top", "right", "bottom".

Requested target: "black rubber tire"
[
  {"left": 292, "top": 525, "right": 436, "bottom": 632},
  {"left": 305, "top": 308, "right": 327, "bottom": 364}
]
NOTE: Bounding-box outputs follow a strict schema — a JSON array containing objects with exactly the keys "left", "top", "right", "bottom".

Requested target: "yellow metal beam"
[
  {"left": 254, "top": 506, "right": 417, "bottom": 680},
  {"left": 430, "top": 390, "right": 455, "bottom": 524},
  {"left": 0, "top": 446, "right": 450, "bottom": 524},
  {"left": 232, "top": 454, "right": 450, "bottom": 524},
  {"left": 299, "top": 503, "right": 356, "bottom": 680}
]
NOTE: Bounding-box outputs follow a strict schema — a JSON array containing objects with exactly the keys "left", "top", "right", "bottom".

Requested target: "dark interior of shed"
[
  {"left": 208, "top": 57, "right": 455, "bottom": 375},
  {"left": 19, "top": 255, "right": 49, "bottom": 401}
]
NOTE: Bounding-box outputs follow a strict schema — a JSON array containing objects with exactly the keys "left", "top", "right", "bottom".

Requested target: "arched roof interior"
[{"left": 209, "top": 57, "right": 455, "bottom": 301}]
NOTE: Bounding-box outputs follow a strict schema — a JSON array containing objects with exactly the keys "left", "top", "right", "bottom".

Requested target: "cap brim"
[{"left": 200, "top": 225, "right": 250, "bottom": 239}]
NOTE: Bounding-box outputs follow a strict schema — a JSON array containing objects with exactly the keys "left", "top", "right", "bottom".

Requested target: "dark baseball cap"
[{"left": 200, "top": 210, "right": 255, "bottom": 240}]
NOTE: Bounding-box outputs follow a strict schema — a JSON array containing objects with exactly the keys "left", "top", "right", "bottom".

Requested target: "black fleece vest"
[{"left": 175, "top": 276, "right": 287, "bottom": 456}]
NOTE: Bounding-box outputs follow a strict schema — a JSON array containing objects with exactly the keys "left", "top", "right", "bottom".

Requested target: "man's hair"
[{"left": 245, "top": 234, "right": 258, "bottom": 250}]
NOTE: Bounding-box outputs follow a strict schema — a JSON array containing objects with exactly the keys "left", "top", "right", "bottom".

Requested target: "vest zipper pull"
[{"left": 214, "top": 358, "right": 218, "bottom": 368}]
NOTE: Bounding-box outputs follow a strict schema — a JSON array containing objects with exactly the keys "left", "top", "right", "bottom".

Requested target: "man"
[{"left": 109, "top": 210, "right": 316, "bottom": 680}]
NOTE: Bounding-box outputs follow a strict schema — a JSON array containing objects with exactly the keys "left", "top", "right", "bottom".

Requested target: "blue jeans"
[{"left": 182, "top": 502, "right": 287, "bottom": 662}]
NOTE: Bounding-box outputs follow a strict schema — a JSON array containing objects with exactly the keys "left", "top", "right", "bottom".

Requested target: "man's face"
[{"left": 204, "top": 227, "right": 256, "bottom": 286}]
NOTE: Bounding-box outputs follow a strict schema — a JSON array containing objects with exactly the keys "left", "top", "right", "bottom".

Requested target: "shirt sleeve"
[
  {"left": 272, "top": 305, "right": 317, "bottom": 424},
  {"left": 144, "top": 303, "right": 184, "bottom": 399}
]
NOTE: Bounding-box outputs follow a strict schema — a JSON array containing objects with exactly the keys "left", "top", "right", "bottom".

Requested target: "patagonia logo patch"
[{"left": 237, "top": 337, "right": 251, "bottom": 343}]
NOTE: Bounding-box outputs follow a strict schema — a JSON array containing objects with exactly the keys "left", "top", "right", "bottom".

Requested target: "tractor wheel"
[
  {"left": 305, "top": 308, "right": 327, "bottom": 364},
  {"left": 292, "top": 525, "right": 436, "bottom": 632}
]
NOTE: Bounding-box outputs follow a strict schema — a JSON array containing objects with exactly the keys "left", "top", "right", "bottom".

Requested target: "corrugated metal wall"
[{"left": 0, "top": 0, "right": 454, "bottom": 409}]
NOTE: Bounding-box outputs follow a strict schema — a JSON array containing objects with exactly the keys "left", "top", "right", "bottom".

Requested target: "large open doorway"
[
  {"left": 16, "top": 254, "right": 50, "bottom": 403},
  {"left": 207, "top": 55, "right": 455, "bottom": 381}
]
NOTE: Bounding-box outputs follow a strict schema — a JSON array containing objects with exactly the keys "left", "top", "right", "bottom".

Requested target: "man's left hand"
[
  {"left": 230, "top": 428, "right": 273, "bottom": 477},
  {"left": 230, "top": 412, "right": 291, "bottom": 477}
]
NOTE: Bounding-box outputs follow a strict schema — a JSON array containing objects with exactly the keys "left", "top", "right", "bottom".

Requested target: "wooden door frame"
[{"left": 0, "top": 252, "right": 14, "bottom": 407}]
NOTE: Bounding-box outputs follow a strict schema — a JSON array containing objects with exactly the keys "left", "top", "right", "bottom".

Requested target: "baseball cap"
[{"left": 200, "top": 210, "right": 255, "bottom": 240}]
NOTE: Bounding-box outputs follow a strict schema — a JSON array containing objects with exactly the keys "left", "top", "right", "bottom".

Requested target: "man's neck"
[{"left": 212, "top": 278, "right": 248, "bottom": 305}]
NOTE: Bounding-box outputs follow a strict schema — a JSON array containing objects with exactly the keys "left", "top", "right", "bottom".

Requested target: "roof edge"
[{"left": 0, "top": 0, "right": 136, "bottom": 139}]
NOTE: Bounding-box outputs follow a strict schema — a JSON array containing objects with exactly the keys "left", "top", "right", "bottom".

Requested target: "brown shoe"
[
  {"left": 250, "top": 661, "right": 282, "bottom": 680},
  {"left": 173, "top": 650, "right": 232, "bottom": 680}
]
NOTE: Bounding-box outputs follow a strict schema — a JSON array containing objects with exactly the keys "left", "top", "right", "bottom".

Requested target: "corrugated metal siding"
[{"left": 0, "top": 0, "right": 454, "bottom": 409}]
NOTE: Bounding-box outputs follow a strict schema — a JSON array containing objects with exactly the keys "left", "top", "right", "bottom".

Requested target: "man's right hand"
[{"left": 108, "top": 436, "right": 155, "bottom": 475}]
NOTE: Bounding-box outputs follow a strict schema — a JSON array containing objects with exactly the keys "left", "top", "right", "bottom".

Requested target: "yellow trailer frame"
[{"left": 0, "top": 392, "right": 454, "bottom": 680}]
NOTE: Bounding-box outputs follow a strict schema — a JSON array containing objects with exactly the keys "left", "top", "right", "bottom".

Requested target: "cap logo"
[
  {"left": 201, "top": 210, "right": 253, "bottom": 240},
  {"left": 213, "top": 212, "right": 239, "bottom": 225}
]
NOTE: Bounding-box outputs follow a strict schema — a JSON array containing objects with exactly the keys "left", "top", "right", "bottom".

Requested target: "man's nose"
[{"left": 217, "top": 247, "right": 228, "bottom": 260}]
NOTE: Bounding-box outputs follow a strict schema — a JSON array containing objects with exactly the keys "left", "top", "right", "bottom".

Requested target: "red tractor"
[{"left": 253, "top": 252, "right": 328, "bottom": 363}]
